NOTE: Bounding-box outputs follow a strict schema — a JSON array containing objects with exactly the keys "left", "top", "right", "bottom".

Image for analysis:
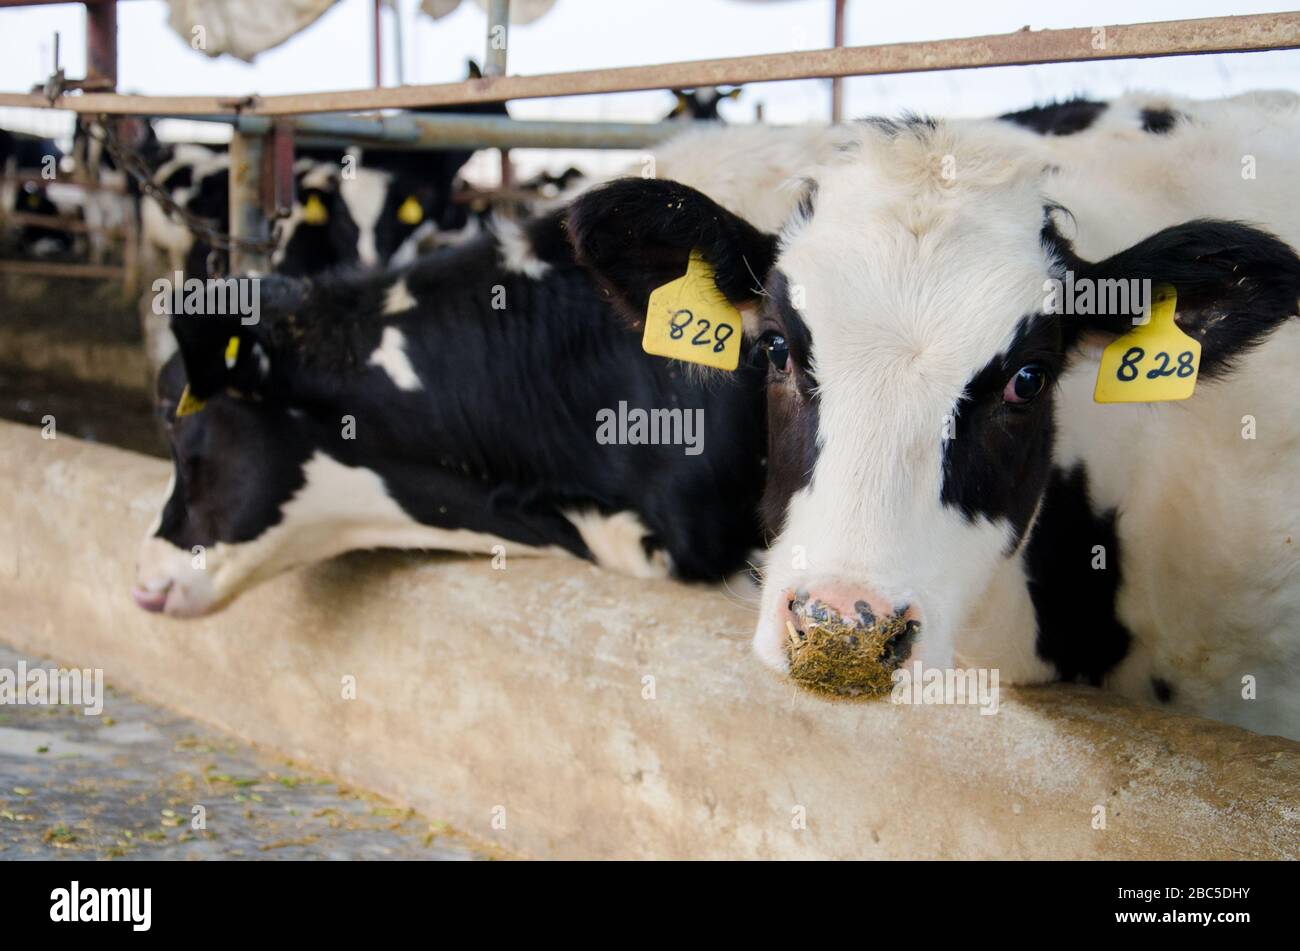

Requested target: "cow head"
[
  {"left": 133, "top": 278, "right": 317, "bottom": 616},
  {"left": 667, "top": 86, "right": 742, "bottom": 121},
  {"left": 567, "top": 118, "right": 1300, "bottom": 688}
]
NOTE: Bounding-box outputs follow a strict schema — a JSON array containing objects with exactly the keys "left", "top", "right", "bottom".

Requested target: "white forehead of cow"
[{"left": 775, "top": 118, "right": 1058, "bottom": 381}]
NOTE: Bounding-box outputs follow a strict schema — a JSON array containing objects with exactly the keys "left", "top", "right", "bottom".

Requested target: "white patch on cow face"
[
  {"left": 752, "top": 122, "right": 1060, "bottom": 675},
  {"left": 368, "top": 325, "right": 422, "bottom": 391},
  {"left": 563, "top": 509, "right": 671, "bottom": 579},
  {"left": 383, "top": 279, "right": 418, "bottom": 315},
  {"left": 134, "top": 453, "right": 562, "bottom": 616},
  {"left": 340, "top": 168, "right": 390, "bottom": 266},
  {"left": 494, "top": 217, "right": 550, "bottom": 278}
]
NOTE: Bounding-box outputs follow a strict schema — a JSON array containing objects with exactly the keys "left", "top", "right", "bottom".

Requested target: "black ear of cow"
[
  {"left": 466, "top": 59, "right": 483, "bottom": 80},
  {"left": 565, "top": 177, "right": 778, "bottom": 327},
  {"left": 169, "top": 312, "right": 261, "bottom": 401},
  {"left": 1072, "top": 219, "right": 1300, "bottom": 380},
  {"left": 169, "top": 276, "right": 309, "bottom": 400}
]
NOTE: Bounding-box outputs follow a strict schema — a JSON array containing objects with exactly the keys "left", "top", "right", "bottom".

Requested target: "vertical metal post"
[
  {"left": 373, "top": 0, "right": 383, "bottom": 87},
  {"left": 389, "top": 0, "right": 406, "bottom": 86},
  {"left": 484, "top": 0, "right": 510, "bottom": 78},
  {"left": 84, "top": 0, "right": 118, "bottom": 91},
  {"left": 228, "top": 131, "right": 269, "bottom": 275},
  {"left": 831, "top": 0, "right": 846, "bottom": 122},
  {"left": 484, "top": 0, "right": 512, "bottom": 190}
]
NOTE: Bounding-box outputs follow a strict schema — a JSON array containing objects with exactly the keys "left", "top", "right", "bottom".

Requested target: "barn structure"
[{"left": 0, "top": 1, "right": 1297, "bottom": 860}]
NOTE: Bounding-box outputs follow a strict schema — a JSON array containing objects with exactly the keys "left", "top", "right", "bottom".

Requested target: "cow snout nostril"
[
  {"left": 131, "top": 583, "right": 171, "bottom": 614},
  {"left": 783, "top": 586, "right": 919, "bottom": 699}
]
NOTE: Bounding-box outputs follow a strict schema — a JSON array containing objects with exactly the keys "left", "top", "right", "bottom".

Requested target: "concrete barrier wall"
[{"left": 1, "top": 420, "right": 1296, "bottom": 859}]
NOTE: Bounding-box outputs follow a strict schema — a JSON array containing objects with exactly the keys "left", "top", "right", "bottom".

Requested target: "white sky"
[{"left": 2, "top": 0, "right": 1299, "bottom": 179}]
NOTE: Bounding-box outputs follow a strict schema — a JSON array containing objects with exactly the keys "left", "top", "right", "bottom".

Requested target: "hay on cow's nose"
[{"left": 785, "top": 606, "right": 915, "bottom": 700}]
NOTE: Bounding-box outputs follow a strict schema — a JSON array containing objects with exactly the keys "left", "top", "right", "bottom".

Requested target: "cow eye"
[
  {"left": 758, "top": 331, "right": 791, "bottom": 374},
  {"left": 1004, "top": 364, "right": 1047, "bottom": 404}
]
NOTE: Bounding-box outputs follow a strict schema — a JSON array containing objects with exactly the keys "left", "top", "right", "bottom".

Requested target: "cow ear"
[
  {"left": 566, "top": 177, "right": 778, "bottom": 329},
  {"left": 1069, "top": 219, "right": 1300, "bottom": 380},
  {"left": 466, "top": 59, "right": 483, "bottom": 80},
  {"left": 168, "top": 276, "right": 309, "bottom": 400},
  {"left": 170, "top": 314, "right": 268, "bottom": 402}
]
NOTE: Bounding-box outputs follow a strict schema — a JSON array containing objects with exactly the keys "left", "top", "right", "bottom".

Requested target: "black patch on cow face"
[
  {"left": 153, "top": 355, "right": 312, "bottom": 551},
  {"left": 372, "top": 181, "right": 437, "bottom": 264},
  {"left": 1000, "top": 97, "right": 1108, "bottom": 136},
  {"left": 1024, "top": 464, "right": 1132, "bottom": 684},
  {"left": 939, "top": 315, "right": 1064, "bottom": 549},
  {"left": 279, "top": 185, "right": 361, "bottom": 278},
  {"left": 757, "top": 270, "right": 820, "bottom": 539},
  {"left": 1139, "top": 108, "right": 1179, "bottom": 134}
]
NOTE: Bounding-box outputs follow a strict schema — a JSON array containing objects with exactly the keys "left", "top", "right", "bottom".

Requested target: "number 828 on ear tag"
[
  {"left": 643, "top": 250, "right": 743, "bottom": 371},
  {"left": 1094, "top": 285, "right": 1201, "bottom": 403}
]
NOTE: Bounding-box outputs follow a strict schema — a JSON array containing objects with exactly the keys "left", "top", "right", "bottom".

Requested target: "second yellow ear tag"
[
  {"left": 302, "top": 194, "right": 329, "bottom": 225},
  {"left": 643, "top": 250, "right": 743, "bottom": 371},
  {"left": 175, "top": 384, "right": 206, "bottom": 418},
  {"left": 397, "top": 196, "right": 424, "bottom": 226},
  {"left": 1094, "top": 285, "right": 1201, "bottom": 404}
]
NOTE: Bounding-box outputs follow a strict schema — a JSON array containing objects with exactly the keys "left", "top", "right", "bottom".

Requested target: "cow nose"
[
  {"left": 783, "top": 582, "right": 920, "bottom": 698},
  {"left": 131, "top": 584, "right": 170, "bottom": 613}
]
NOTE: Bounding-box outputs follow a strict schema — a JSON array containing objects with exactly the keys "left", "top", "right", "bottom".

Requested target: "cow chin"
[{"left": 133, "top": 535, "right": 227, "bottom": 618}]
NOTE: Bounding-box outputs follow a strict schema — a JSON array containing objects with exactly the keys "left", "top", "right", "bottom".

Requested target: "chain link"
[{"left": 86, "top": 116, "right": 282, "bottom": 260}]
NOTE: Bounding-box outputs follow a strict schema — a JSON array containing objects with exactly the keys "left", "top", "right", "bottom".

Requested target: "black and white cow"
[
  {"left": 666, "top": 87, "right": 743, "bottom": 121},
  {"left": 140, "top": 144, "right": 230, "bottom": 272},
  {"left": 9, "top": 180, "right": 74, "bottom": 257},
  {"left": 132, "top": 210, "right": 768, "bottom": 616},
  {"left": 1, "top": 128, "right": 70, "bottom": 257},
  {"left": 0, "top": 127, "right": 61, "bottom": 172},
  {"left": 568, "top": 93, "right": 1300, "bottom": 738}
]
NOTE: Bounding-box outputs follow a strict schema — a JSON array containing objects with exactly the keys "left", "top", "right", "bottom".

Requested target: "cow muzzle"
[
  {"left": 133, "top": 536, "right": 220, "bottom": 618},
  {"left": 780, "top": 582, "right": 920, "bottom": 698}
]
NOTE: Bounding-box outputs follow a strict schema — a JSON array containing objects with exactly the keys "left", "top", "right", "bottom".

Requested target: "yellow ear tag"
[
  {"left": 1094, "top": 285, "right": 1200, "bottom": 404},
  {"left": 642, "top": 250, "right": 743, "bottom": 371},
  {"left": 175, "top": 384, "right": 206, "bottom": 418},
  {"left": 397, "top": 196, "right": 424, "bottom": 226},
  {"left": 224, "top": 335, "right": 240, "bottom": 369},
  {"left": 302, "top": 193, "right": 329, "bottom": 225},
  {"left": 25, "top": 192, "right": 41, "bottom": 209}
]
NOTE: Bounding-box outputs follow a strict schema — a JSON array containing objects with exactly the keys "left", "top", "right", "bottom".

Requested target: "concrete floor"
[{"left": 0, "top": 644, "right": 495, "bottom": 861}]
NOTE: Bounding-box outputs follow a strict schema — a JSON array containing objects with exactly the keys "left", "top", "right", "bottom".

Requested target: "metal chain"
[{"left": 86, "top": 116, "right": 282, "bottom": 258}]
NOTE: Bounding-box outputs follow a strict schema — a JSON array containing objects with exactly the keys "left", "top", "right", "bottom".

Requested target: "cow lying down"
[
  {"left": 568, "top": 92, "right": 1300, "bottom": 739},
  {"left": 133, "top": 210, "right": 769, "bottom": 617},
  {"left": 132, "top": 120, "right": 866, "bottom": 618}
]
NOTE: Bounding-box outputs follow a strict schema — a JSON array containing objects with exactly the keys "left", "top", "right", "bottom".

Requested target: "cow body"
[
  {"left": 134, "top": 212, "right": 767, "bottom": 616},
  {"left": 569, "top": 93, "right": 1300, "bottom": 738},
  {"left": 1, "top": 128, "right": 69, "bottom": 257},
  {"left": 133, "top": 119, "right": 869, "bottom": 616}
]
